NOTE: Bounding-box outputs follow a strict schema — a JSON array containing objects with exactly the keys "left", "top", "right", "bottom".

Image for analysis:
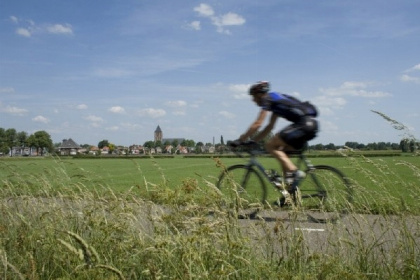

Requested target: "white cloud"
[
  {"left": 214, "top": 12, "right": 246, "bottom": 27},
  {"left": 137, "top": 108, "right": 166, "bottom": 118},
  {"left": 319, "top": 81, "right": 391, "bottom": 98},
  {"left": 313, "top": 95, "right": 347, "bottom": 107},
  {"left": 229, "top": 83, "right": 249, "bottom": 99},
  {"left": 0, "top": 105, "right": 28, "bottom": 116},
  {"left": 172, "top": 111, "right": 186, "bottom": 116},
  {"left": 401, "top": 64, "right": 420, "bottom": 84},
  {"left": 76, "top": 104, "right": 88, "bottom": 110},
  {"left": 106, "top": 126, "right": 119, "bottom": 131},
  {"left": 16, "top": 28, "right": 31, "bottom": 37},
  {"left": 188, "top": 21, "right": 201, "bottom": 31},
  {"left": 32, "top": 115, "right": 50, "bottom": 123},
  {"left": 109, "top": 106, "right": 126, "bottom": 114},
  {"left": 0, "top": 87, "right": 15, "bottom": 94},
  {"left": 85, "top": 115, "right": 104, "bottom": 122},
  {"left": 47, "top": 24, "right": 73, "bottom": 35},
  {"left": 193, "top": 4, "right": 245, "bottom": 34},
  {"left": 405, "top": 63, "right": 420, "bottom": 72},
  {"left": 219, "top": 111, "right": 236, "bottom": 119},
  {"left": 400, "top": 74, "right": 420, "bottom": 84},
  {"left": 10, "top": 16, "right": 18, "bottom": 23},
  {"left": 11, "top": 17, "right": 73, "bottom": 37},
  {"left": 166, "top": 100, "right": 187, "bottom": 107},
  {"left": 194, "top": 3, "right": 214, "bottom": 17}
]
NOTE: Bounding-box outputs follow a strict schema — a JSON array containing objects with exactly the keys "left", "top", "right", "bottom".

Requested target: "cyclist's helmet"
[{"left": 249, "top": 81, "right": 270, "bottom": 95}]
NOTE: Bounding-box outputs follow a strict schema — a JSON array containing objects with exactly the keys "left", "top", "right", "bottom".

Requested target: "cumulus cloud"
[
  {"left": 188, "top": 21, "right": 201, "bottom": 30},
  {"left": 85, "top": 115, "right": 104, "bottom": 122},
  {"left": 76, "top": 104, "right": 88, "bottom": 110},
  {"left": 0, "top": 87, "right": 15, "bottom": 94},
  {"left": 0, "top": 105, "right": 28, "bottom": 116},
  {"left": 10, "top": 16, "right": 18, "bottom": 23},
  {"left": 106, "top": 126, "right": 119, "bottom": 131},
  {"left": 137, "top": 108, "right": 166, "bottom": 118},
  {"left": 319, "top": 81, "right": 391, "bottom": 98},
  {"left": 109, "top": 106, "right": 126, "bottom": 114},
  {"left": 229, "top": 83, "right": 250, "bottom": 99},
  {"left": 166, "top": 100, "right": 187, "bottom": 107},
  {"left": 219, "top": 111, "right": 236, "bottom": 119},
  {"left": 192, "top": 3, "right": 245, "bottom": 34},
  {"left": 16, "top": 28, "right": 31, "bottom": 37},
  {"left": 47, "top": 24, "right": 73, "bottom": 35},
  {"left": 194, "top": 3, "right": 215, "bottom": 17},
  {"left": 10, "top": 16, "right": 73, "bottom": 37},
  {"left": 32, "top": 115, "right": 50, "bottom": 123},
  {"left": 401, "top": 74, "right": 420, "bottom": 83},
  {"left": 405, "top": 63, "right": 420, "bottom": 72},
  {"left": 401, "top": 63, "right": 420, "bottom": 84}
]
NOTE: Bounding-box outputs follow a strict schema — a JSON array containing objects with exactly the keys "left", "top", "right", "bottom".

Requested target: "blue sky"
[{"left": 1, "top": 0, "right": 419, "bottom": 147}]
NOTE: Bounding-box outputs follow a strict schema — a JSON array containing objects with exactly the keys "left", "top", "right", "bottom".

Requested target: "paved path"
[{"left": 235, "top": 209, "right": 420, "bottom": 259}]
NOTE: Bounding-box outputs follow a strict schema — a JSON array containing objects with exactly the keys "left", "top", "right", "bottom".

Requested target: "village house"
[{"left": 59, "top": 138, "right": 81, "bottom": 155}]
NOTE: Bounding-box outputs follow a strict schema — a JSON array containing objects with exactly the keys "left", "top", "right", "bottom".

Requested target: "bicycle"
[{"left": 216, "top": 141, "right": 353, "bottom": 218}]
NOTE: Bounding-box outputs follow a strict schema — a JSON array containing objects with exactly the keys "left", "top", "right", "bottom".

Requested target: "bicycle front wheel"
[
  {"left": 298, "top": 165, "right": 353, "bottom": 213},
  {"left": 216, "top": 165, "right": 267, "bottom": 208}
]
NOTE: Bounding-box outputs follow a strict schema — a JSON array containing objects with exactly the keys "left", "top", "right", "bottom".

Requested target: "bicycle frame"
[{"left": 235, "top": 148, "right": 316, "bottom": 187}]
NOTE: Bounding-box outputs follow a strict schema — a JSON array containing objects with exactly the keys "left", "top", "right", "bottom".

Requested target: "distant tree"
[
  {"left": 0, "top": 128, "right": 9, "bottom": 155},
  {"left": 220, "top": 135, "right": 224, "bottom": 146},
  {"left": 155, "top": 140, "right": 162, "bottom": 148},
  {"left": 313, "top": 143, "right": 324, "bottom": 150},
  {"left": 108, "top": 143, "right": 116, "bottom": 154},
  {"left": 409, "top": 140, "right": 417, "bottom": 153},
  {"left": 324, "top": 143, "right": 335, "bottom": 150},
  {"left": 143, "top": 141, "right": 155, "bottom": 149},
  {"left": 400, "top": 139, "right": 409, "bottom": 152},
  {"left": 27, "top": 130, "right": 53, "bottom": 156},
  {"left": 5, "top": 128, "right": 17, "bottom": 156},
  {"left": 181, "top": 139, "right": 195, "bottom": 147},
  {"left": 172, "top": 139, "right": 179, "bottom": 147},
  {"left": 16, "top": 131, "right": 28, "bottom": 147},
  {"left": 98, "top": 140, "right": 110, "bottom": 149}
]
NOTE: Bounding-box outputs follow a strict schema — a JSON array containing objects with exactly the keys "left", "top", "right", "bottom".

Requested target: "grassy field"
[
  {"left": 1, "top": 154, "right": 419, "bottom": 213},
  {"left": 1, "top": 154, "right": 419, "bottom": 279}
]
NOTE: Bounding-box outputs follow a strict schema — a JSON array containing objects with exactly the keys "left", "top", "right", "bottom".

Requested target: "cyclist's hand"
[{"left": 229, "top": 139, "right": 242, "bottom": 148}]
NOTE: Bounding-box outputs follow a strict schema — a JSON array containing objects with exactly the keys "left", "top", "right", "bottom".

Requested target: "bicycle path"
[{"left": 235, "top": 209, "right": 420, "bottom": 258}]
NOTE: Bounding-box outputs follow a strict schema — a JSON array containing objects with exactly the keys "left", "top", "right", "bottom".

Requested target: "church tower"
[{"left": 154, "top": 125, "right": 162, "bottom": 142}]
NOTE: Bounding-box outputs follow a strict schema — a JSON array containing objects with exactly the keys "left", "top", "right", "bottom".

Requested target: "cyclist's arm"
[
  {"left": 239, "top": 109, "right": 268, "bottom": 141},
  {"left": 253, "top": 112, "right": 277, "bottom": 142}
]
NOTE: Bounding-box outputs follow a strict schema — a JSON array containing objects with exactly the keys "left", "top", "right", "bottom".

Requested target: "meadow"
[
  {"left": 1, "top": 154, "right": 419, "bottom": 213},
  {"left": 1, "top": 153, "right": 419, "bottom": 279}
]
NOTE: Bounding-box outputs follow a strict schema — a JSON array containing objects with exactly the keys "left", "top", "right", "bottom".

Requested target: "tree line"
[
  {"left": 1, "top": 126, "right": 418, "bottom": 156},
  {"left": 308, "top": 140, "right": 418, "bottom": 152},
  {"left": 0, "top": 128, "right": 54, "bottom": 156}
]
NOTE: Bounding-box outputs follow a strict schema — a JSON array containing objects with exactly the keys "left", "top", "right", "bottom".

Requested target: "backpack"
[
  {"left": 282, "top": 94, "right": 318, "bottom": 117},
  {"left": 301, "top": 101, "right": 318, "bottom": 117}
]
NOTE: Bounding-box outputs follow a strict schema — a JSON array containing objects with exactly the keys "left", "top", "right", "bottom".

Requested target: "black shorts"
[{"left": 278, "top": 117, "right": 319, "bottom": 150}]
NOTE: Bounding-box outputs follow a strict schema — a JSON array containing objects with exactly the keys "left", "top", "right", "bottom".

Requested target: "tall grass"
[{"left": 1, "top": 154, "right": 419, "bottom": 279}]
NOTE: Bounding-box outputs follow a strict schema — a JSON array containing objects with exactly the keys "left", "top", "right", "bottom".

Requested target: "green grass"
[
  {"left": 1, "top": 154, "right": 419, "bottom": 279},
  {"left": 1, "top": 154, "right": 419, "bottom": 214}
]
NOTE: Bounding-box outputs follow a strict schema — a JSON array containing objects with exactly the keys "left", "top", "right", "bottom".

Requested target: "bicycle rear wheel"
[
  {"left": 216, "top": 165, "right": 267, "bottom": 207},
  {"left": 297, "top": 165, "right": 353, "bottom": 213}
]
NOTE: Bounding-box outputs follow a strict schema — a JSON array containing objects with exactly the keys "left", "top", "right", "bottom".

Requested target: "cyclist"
[{"left": 232, "top": 81, "right": 319, "bottom": 190}]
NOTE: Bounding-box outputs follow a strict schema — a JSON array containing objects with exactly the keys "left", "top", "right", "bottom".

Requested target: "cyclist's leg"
[{"left": 265, "top": 133, "right": 297, "bottom": 174}]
